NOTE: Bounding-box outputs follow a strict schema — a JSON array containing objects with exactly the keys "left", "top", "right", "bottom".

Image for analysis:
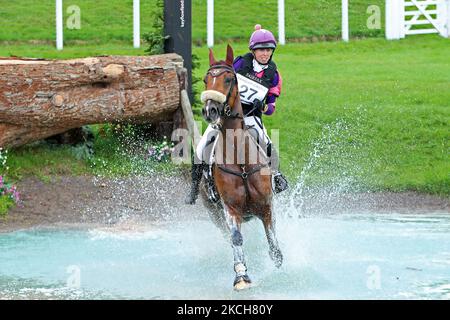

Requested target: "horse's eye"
[
  {"left": 203, "top": 76, "right": 208, "bottom": 84},
  {"left": 224, "top": 77, "right": 232, "bottom": 84}
]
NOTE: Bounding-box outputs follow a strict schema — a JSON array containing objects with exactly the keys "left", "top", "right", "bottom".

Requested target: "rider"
[{"left": 185, "top": 24, "right": 289, "bottom": 204}]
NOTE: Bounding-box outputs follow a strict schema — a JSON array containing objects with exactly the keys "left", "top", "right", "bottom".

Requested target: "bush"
[{"left": 0, "top": 148, "right": 20, "bottom": 215}]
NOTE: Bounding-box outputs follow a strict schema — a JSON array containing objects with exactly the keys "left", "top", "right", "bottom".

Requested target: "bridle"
[{"left": 204, "top": 64, "right": 242, "bottom": 120}]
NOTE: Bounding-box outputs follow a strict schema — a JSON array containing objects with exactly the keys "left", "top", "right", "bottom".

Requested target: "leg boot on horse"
[{"left": 226, "top": 210, "right": 252, "bottom": 290}]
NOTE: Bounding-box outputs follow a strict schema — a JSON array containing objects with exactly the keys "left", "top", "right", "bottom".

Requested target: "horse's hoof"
[
  {"left": 234, "top": 279, "right": 251, "bottom": 291},
  {"left": 270, "top": 249, "right": 283, "bottom": 268},
  {"left": 233, "top": 275, "right": 251, "bottom": 291}
]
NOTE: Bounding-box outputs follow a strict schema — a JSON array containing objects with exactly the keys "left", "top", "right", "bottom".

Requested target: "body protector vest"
[{"left": 235, "top": 53, "right": 277, "bottom": 118}]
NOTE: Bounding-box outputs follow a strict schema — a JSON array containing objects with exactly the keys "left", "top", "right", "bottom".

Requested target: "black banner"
[{"left": 164, "top": 0, "right": 192, "bottom": 100}]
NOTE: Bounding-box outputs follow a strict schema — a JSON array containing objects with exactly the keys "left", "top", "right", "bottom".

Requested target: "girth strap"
[
  {"left": 217, "top": 164, "right": 269, "bottom": 205},
  {"left": 217, "top": 164, "right": 267, "bottom": 180}
]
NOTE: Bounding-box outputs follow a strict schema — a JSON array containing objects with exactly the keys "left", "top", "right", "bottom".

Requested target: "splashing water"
[
  {"left": 284, "top": 108, "right": 373, "bottom": 218},
  {"left": 1, "top": 209, "right": 449, "bottom": 300}
]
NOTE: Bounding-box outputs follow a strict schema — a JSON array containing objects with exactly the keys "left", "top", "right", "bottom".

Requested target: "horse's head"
[{"left": 201, "top": 45, "right": 239, "bottom": 126}]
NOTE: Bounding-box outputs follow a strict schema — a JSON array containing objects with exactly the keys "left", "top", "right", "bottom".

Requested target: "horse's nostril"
[{"left": 210, "top": 108, "right": 217, "bottom": 117}]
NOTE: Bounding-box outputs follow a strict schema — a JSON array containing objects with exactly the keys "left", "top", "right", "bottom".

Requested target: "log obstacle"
[{"left": 0, "top": 54, "right": 185, "bottom": 148}]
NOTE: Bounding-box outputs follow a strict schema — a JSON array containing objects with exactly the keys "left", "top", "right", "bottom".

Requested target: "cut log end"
[{"left": 102, "top": 64, "right": 125, "bottom": 79}]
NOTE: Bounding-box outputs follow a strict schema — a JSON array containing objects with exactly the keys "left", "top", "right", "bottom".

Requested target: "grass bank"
[
  {"left": 1, "top": 0, "right": 384, "bottom": 46},
  {"left": 193, "top": 36, "right": 450, "bottom": 195}
]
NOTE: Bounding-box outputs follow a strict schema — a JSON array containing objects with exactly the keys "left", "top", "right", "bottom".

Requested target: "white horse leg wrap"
[{"left": 234, "top": 263, "right": 246, "bottom": 275}]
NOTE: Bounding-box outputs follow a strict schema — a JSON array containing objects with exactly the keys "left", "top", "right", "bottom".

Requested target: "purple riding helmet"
[{"left": 248, "top": 24, "right": 277, "bottom": 50}]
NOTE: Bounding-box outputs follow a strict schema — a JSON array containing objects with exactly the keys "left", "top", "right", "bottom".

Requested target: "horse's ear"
[
  {"left": 209, "top": 48, "right": 216, "bottom": 66},
  {"left": 226, "top": 44, "right": 234, "bottom": 66}
]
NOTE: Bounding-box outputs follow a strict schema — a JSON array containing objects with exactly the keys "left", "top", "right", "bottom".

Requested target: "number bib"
[{"left": 236, "top": 73, "right": 269, "bottom": 105}]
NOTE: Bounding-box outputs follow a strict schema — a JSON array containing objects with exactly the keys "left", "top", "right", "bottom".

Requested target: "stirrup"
[{"left": 273, "top": 172, "right": 289, "bottom": 194}]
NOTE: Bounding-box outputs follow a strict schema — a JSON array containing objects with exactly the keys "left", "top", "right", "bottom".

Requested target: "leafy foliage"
[{"left": 143, "top": 0, "right": 168, "bottom": 55}]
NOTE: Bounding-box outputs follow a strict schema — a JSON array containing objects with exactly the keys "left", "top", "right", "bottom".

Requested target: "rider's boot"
[
  {"left": 185, "top": 162, "right": 205, "bottom": 204},
  {"left": 268, "top": 145, "right": 289, "bottom": 194},
  {"left": 273, "top": 171, "right": 289, "bottom": 193}
]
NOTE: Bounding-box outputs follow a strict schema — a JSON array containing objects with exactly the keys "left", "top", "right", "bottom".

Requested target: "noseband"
[{"left": 202, "top": 64, "right": 242, "bottom": 119}]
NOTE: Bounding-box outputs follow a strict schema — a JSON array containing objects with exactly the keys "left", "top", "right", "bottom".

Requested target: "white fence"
[
  {"left": 206, "top": 0, "right": 449, "bottom": 47},
  {"left": 386, "top": 0, "right": 450, "bottom": 39},
  {"left": 207, "top": 0, "right": 350, "bottom": 47},
  {"left": 55, "top": 0, "right": 141, "bottom": 50},
  {"left": 53, "top": 0, "right": 449, "bottom": 49}
]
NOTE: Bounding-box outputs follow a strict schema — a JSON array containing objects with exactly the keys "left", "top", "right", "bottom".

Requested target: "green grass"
[
  {"left": 193, "top": 36, "right": 450, "bottom": 195},
  {"left": 6, "top": 143, "right": 88, "bottom": 182},
  {"left": 0, "top": 195, "right": 15, "bottom": 216},
  {"left": 0, "top": 0, "right": 159, "bottom": 42},
  {"left": 5, "top": 127, "right": 180, "bottom": 181}
]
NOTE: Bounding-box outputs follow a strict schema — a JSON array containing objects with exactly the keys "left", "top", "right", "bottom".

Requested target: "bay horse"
[{"left": 200, "top": 45, "right": 283, "bottom": 290}]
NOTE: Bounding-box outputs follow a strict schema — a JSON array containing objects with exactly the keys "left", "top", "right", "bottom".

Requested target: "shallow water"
[{"left": 1, "top": 211, "right": 449, "bottom": 300}]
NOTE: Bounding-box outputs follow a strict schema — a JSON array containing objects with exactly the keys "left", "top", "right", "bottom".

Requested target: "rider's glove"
[
  {"left": 264, "top": 102, "right": 275, "bottom": 115},
  {"left": 253, "top": 99, "right": 265, "bottom": 112}
]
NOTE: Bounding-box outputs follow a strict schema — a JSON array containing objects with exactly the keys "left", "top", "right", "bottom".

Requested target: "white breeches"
[{"left": 196, "top": 116, "right": 271, "bottom": 162}]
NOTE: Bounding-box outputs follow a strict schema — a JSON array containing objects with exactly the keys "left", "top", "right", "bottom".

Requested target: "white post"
[
  {"left": 385, "top": 0, "right": 396, "bottom": 40},
  {"left": 439, "top": 0, "right": 450, "bottom": 38},
  {"left": 56, "top": 0, "right": 63, "bottom": 50},
  {"left": 133, "top": 0, "right": 140, "bottom": 48},
  {"left": 386, "top": 0, "right": 405, "bottom": 40},
  {"left": 278, "top": 0, "right": 286, "bottom": 45},
  {"left": 447, "top": 0, "right": 450, "bottom": 38},
  {"left": 342, "top": 0, "right": 349, "bottom": 41},
  {"left": 207, "top": 0, "right": 214, "bottom": 47}
]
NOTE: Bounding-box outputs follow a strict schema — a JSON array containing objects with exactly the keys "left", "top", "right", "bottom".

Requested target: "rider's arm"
[
  {"left": 233, "top": 56, "right": 244, "bottom": 71},
  {"left": 264, "top": 71, "right": 282, "bottom": 115}
]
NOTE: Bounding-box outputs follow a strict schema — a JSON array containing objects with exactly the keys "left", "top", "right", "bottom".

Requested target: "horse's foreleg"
[
  {"left": 262, "top": 207, "right": 283, "bottom": 268},
  {"left": 224, "top": 207, "right": 251, "bottom": 290}
]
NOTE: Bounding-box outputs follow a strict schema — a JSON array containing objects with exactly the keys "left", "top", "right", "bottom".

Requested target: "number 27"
[{"left": 239, "top": 85, "right": 258, "bottom": 100}]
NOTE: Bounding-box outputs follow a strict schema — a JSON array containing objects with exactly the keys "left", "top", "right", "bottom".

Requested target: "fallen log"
[{"left": 0, "top": 54, "right": 184, "bottom": 148}]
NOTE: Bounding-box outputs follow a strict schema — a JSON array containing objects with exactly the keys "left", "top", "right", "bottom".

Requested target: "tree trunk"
[{"left": 0, "top": 54, "right": 184, "bottom": 148}]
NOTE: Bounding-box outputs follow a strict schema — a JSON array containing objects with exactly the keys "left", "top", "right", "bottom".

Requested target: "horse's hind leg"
[
  {"left": 262, "top": 206, "right": 283, "bottom": 268},
  {"left": 224, "top": 206, "right": 251, "bottom": 290}
]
